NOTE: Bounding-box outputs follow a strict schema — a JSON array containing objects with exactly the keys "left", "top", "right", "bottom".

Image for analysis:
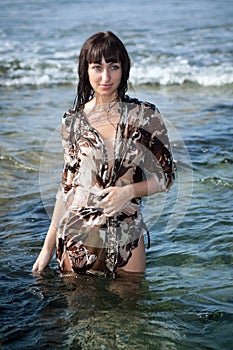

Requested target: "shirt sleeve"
[
  {"left": 51, "top": 110, "right": 77, "bottom": 227},
  {"left": 56, "top": 110, "right": 79, "bottom": 203},
  {"left": 140, "top": 103, "right": 175, "bottom": 191}
]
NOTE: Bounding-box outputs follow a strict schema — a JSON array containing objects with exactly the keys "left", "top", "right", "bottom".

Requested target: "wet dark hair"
[{"left": 76, "top": 31, "right": 131, "bottom": 110}]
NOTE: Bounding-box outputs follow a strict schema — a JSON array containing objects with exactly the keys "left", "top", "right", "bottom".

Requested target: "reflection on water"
[
  {"left": 31, "top": 271, "right": 146, "bottom": 349},
  {"left": 30, "top": 270, "right": 183, "bottom": 350}
]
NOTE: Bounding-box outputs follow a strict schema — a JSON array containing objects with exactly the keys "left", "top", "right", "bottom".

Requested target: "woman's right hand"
[
  {"left": 32, "top": 248, "right": 55, "bottom": 273},
  {"left": 32, "top": 221, "right": 57, "bottom": 273}
]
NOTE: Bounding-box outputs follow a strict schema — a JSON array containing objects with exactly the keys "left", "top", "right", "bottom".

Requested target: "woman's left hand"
[{"left": 97, "top": 185, "right": 134, "bottom": 217}]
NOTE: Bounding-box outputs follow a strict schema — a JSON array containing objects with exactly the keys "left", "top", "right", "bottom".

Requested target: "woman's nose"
[{"left": 101, "top": 68, "right": 111, "bottom": 82}]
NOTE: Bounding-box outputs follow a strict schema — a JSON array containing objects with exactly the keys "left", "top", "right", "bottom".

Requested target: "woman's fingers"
[{"left": 97, "top": 186, "right": 133, "bottom": 215}]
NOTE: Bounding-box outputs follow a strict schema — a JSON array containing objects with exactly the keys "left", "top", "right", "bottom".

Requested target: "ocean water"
[{"left": 1, "top": 0, "right": 233, "bottom": 349}]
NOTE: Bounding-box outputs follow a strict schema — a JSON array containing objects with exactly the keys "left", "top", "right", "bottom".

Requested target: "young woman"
[{"left": 32, "top": 31, "right": 174, "bottom": 278}]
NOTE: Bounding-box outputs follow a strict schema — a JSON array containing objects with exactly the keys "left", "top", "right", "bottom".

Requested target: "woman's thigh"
[{"left": 120, "top": 237, "right": 146, "bottom": 273}]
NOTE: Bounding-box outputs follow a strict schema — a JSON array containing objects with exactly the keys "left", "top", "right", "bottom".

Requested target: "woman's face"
[{"left": 88, "top": 56, "right": 122, "bottom": 103}]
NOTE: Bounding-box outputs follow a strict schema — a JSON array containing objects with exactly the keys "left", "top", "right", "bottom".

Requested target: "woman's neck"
[{"left": 93, "top": 95, "right": 119, "bottom": 106}]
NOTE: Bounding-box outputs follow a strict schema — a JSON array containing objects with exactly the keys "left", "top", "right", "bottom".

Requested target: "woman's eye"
[
  {"left": 93, "top": 65, "right": 101, "bottom": 71},
  {"left": 111, "top": 65, "right": 120, "bottom": 70}
]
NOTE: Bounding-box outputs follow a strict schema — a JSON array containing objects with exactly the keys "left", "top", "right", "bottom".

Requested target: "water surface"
[{"left": 1, "top": 0, "right": 233, "bottom": 349}]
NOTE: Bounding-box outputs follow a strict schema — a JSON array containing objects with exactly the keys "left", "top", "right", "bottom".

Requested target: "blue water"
[{"left": 1, "top": 0, "right": 233, "bottom": 349}]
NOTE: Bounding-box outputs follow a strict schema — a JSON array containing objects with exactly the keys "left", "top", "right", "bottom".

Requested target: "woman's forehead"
[
  {"left": 89, "top": 56, "right": 120, "bottom": 64},
  {"left": 87, "top": 42, "right": 121, "bottom": 63}
]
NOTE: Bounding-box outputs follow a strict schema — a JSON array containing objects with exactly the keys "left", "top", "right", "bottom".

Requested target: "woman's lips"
[{"left": 99, "top": 84, "right": 112, "bottom": 88}]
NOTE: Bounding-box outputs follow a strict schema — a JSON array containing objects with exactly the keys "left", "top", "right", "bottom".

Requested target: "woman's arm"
[
  {"left": 32, "top": 109, "right": 77, "bottom": 273},
  {"left": 31, "top": 193, "right": 66, "bottom": 273},
  {"left": 131, "top": 175, "right": 161, "bottom": 198},
  {"left": 97, "top": 176, "right": 161, "bottom": 217},
  {"left": 31, "top": 222, "right": 57, "bottom": 273}
]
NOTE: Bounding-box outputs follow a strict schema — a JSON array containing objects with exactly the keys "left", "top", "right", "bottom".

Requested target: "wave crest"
[
  {"left": 1, "top": 55, "right": 233, "bottom": 87},
  {"left": 130, "top": 59, "right": 233, "bottom": 87}
]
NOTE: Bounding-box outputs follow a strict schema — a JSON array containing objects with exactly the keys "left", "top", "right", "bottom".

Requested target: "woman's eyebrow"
[{"left": 90, "top": 61, "right": 120, "bottom": 65}]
